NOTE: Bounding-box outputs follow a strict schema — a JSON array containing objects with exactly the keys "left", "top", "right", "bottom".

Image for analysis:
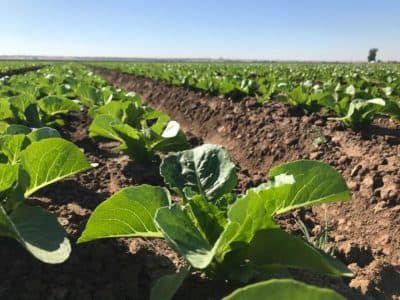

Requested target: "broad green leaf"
[
  {"left": 8, "top": 94, "right": 36, "bottom": 120},
  {"left": 113, "top": 124, "right": 152, "bottom": 162},
  {"left": 27, "top": 127, "right": 60, "bottom": 142},
  {"left": 77, "top": 84, "right": 99, "bottom": 107},
  {"left": 316, "top": 93, "right": 337, "bottom": 110},
  {"left": 90, "top": 101, "right": 127, "bottom": 120},
  {"left": 89, "top": 114, "right": 124, "bottom": 142},
  {"left": 19, "top": 138, "right": 92, "bottom": 197},
  {"left": 0, "top": 100, "right": 13, "bottom": 120},
  {"left": 0, "top": 122, "right": 8, "bottom": 134},
  {"left": 91, "top": 100, "right": 142, "bottom": 126},
  {"left": 188, "top": 194, "right": 227, "bottom": 244},
  {"left": 214, "top": 188, "right": 279, "bottom": 260},
  {"left": 332, "top": 98, "right": 386, "bottom": 129},
  {"left": 0, "top": 204, "right": 71, "bottom": 264},
  {"left": 160, "top": 144, "right": 237, "bottom": 201},
  {"left": 8, "top": 95, "right": 41, "bottom": 126},
  {"left": 214, "top": 241, "right": 258, "bottom": 283},
  {"left": 267, "top": 160, "right": 351, "bottom": 215},
  {"left": 150, "top": 265, "right": 190, "bottom": 300},
  {"left": 289, "top": 86, "right": 308, "bottom": 105},
  {"left": 214, "top": 160, "right": 350, "bottom": 261},
  {"left": 38, "top": 96, "right": 80, "bottom": 116},
  {"left": 211, "top": 221, "right": 241, "bottom": 260},
  {"left": 383, "top": 98, "right": 400, "bottom": 120},
  {"left": 78, "top": 185, "right": 170, "bottom": 243},
  {"left": 155, "top": 205, "right": 214, "bottom": 269},
  {"left": 213, "top": 176, "right": 294, "bottom": 259},
  {"left": 147, "top": 113, "right": 170, "bottom": 135},
  {"left": 223, "top": 279, "right": 345, "bottom": 300},
  {"left": 4, "top": 124, "right": 31, "bottom": 135},
  {"left": 230, "top": 187, "right": 279, "bottom": 232},
  {"left": 0, "top": 163, "right": 18, "bottom": 192},
  {"left": 248, "top": 229, "right": 351, "bottom": 277},
  {"left": 0, "top": 134, "right": 29, "bottom": 164}
]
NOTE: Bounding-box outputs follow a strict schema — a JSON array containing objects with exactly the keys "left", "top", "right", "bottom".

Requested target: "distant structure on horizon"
[{"left": 368, "top": 48, "right": 379, "bottom": 63}]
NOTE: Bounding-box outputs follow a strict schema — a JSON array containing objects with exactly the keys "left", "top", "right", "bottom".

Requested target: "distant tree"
[{"left": 368, "top": 48, "right": 378, "bottom": 62}]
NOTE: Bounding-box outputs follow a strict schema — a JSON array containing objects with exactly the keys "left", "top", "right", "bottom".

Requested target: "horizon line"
[{"left": 0, "top": 54, "right": 398, "bottom": 64}]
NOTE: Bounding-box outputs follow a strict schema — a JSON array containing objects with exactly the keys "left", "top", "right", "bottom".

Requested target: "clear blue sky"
[{"left": 1, "top": 0, "right": 399, "bottom": 61}]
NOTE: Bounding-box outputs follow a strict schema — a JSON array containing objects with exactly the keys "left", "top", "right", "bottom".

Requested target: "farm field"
[{"left": 0, "top": 62, "right": 399, "bottom": 300}]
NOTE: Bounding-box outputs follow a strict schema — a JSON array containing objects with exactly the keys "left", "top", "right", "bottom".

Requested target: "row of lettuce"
[
  {"left": 0, "top": 64, "right": 350, "bottom": 299},
  {"left": 0, "top": 61, "right": 45, "bottom": 75},
  {"left": 92, "top": 62, "right": 400, "bottom": 129}
]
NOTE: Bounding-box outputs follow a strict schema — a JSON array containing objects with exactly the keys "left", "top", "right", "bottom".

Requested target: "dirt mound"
[{"left": 93, "top": 67, "right": 400, "bottom": 299}]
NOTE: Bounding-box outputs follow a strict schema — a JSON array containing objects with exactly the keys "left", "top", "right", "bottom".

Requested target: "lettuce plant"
[
  {"left": 0, "top": 135, "right": 92, "bottom": 263},
  {"left": 89, "top": 102, "right": 189, "bottom": 163},
  {"left": 79, "top": 144, "right": 351, "bottom": 299},
  {"left": 331, "top": 98, "right": 386, "bottom": 129},
  {"left": 0, "top": 125, "right": 60, "bottom": 164},
  {"left": 77, "top": 83, "right": 141, "bottom": 108},
  {"left": 0, "top": 95, "right": 80, "bottom": 128}
]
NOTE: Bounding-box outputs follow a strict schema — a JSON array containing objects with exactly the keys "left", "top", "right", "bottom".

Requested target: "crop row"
[
  {"left": 0, "top": 61, "right": 45, "bottom": 75},
  {"left": 92, "top": 62, "right": 400, "bottom": 130},
  {"left": 0, "top": 63, "right": 350, "bottom": 299}
]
